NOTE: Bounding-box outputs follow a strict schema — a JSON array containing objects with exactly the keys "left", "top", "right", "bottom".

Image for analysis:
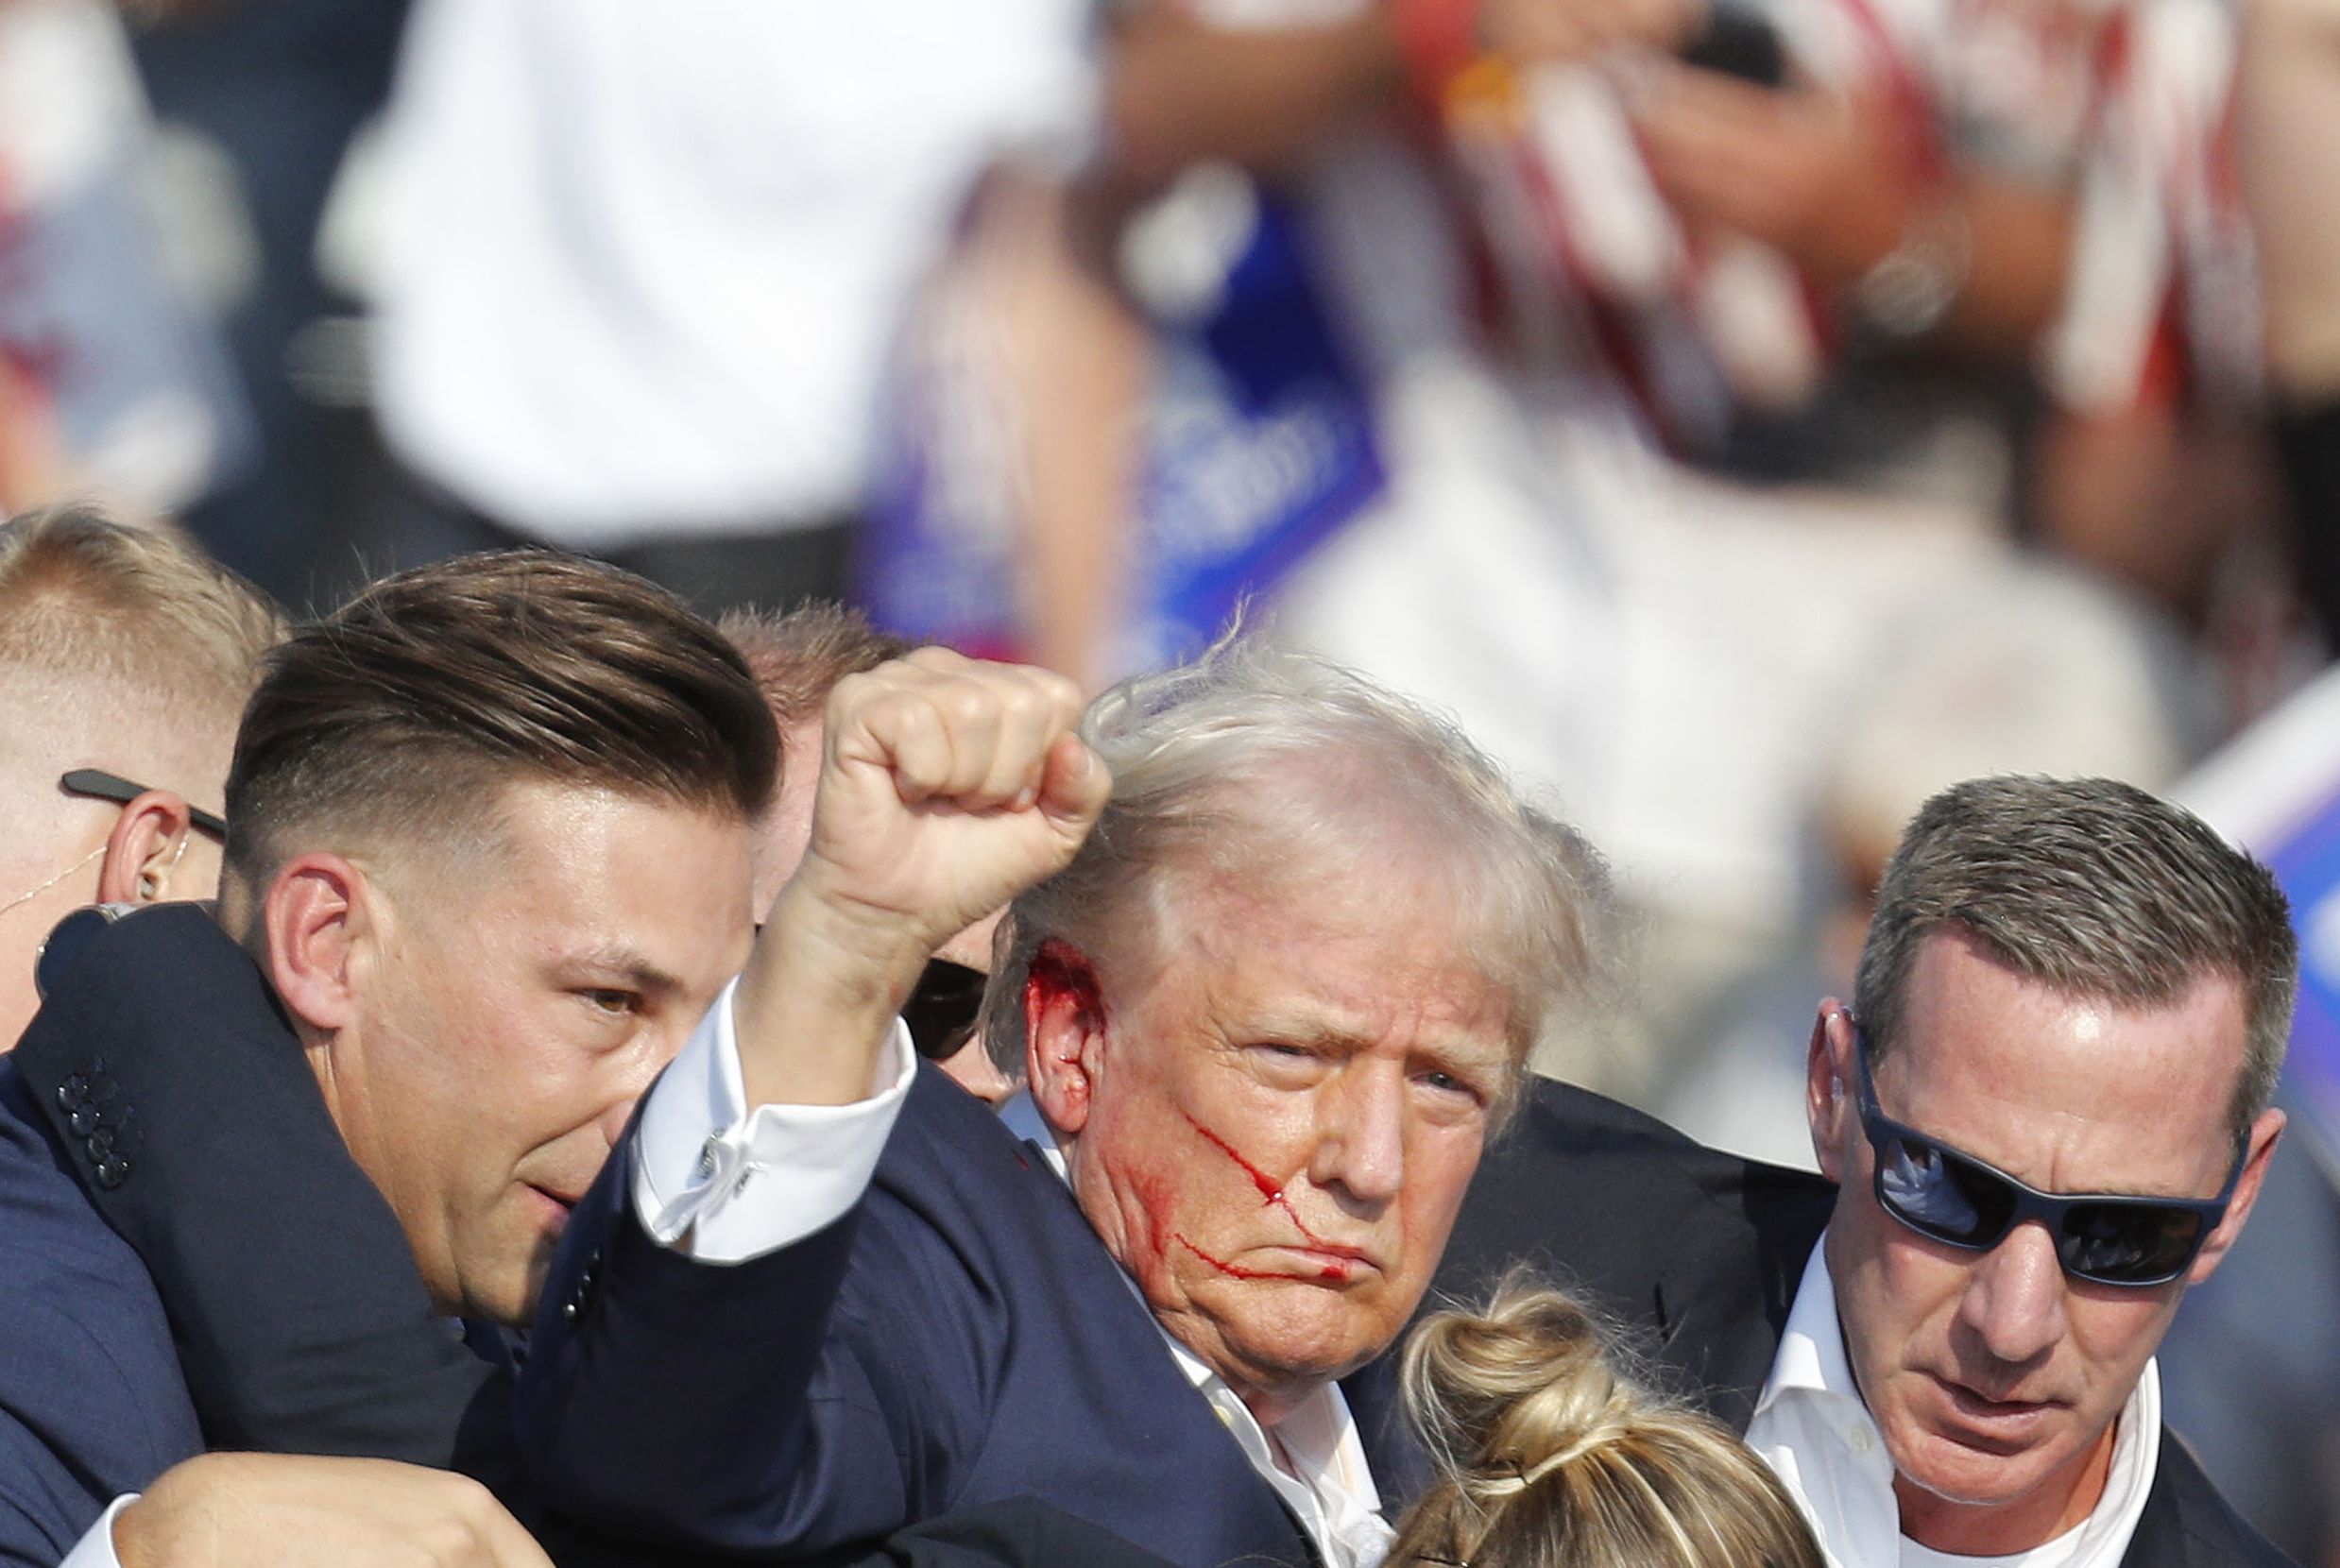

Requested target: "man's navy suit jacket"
[
  {"left": 519, "top": 1062, "right": 1319, "bottom": 1568},
  {"left": 0, "top": 1057, "right": 199, "bottom": 1566}
]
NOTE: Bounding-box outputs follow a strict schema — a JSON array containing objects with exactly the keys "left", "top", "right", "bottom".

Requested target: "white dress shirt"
[
  {"left": 57, "top": 1493, "right": 132, "bottom": 1568},
  {"left": 632, "top": 992, "right": 1394, "bottom": 1568},
  {"left": 1745, "top": 1239, "right": 2161, "bottom": 1568}
]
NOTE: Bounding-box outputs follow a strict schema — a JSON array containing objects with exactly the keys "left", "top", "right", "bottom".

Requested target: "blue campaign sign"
[
  {"left": 860, "top": 179, "right": 1382, "bottom": 672},
  {"left": 2183, "top": 667, "right": 2340, "bottom": 1162},
  {"left": 1127, "top": 193, "right": 1384, "bottom": 667},
  {"left": 2264, "top": 785, "right": 2340, "bottom": 1156}
]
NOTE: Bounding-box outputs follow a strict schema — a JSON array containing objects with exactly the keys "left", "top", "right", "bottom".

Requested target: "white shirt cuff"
[
  {"left": 631, "top": 978, "right": 917, "bottom": 1264},
  {"left": 58, "top": 1494, "right": 134, "bottom": 1568}
]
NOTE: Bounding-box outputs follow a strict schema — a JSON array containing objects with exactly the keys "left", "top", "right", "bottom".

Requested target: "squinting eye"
[
  {"left": 1417, "top": 1070, "right": 1486, "bottom": 1105},
  {"left": 581, "top": 989, "right": 639, "bottom": 1016},
  {"left": 1245, "top": 1041, "right": 1324, "bottom": 1075}
]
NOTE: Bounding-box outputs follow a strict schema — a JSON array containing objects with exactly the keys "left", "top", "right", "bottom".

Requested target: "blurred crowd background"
[{"left": 5, "top": 0, "right": 2338, "bottom": 1555}]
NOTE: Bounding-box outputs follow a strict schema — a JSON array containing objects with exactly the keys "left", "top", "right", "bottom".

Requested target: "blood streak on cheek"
[
  {"left": 1172, "top": 1235, "right": 1279, "bottom": 1279},
  {"left": 1171, "top": 1235, "right": 1346, "bottom": 1283},
  {"left": 1180, "top": 1112, "right": 1337, "bottom": 1252}
]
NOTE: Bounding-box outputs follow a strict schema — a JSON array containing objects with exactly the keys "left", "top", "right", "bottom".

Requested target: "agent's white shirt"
[{"left": 1746, "top": 1240, "right": 2160, "bottom": 1568}]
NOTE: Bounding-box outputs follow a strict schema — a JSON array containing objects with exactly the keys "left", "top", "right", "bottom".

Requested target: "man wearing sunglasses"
[
  {"left": 1751, "top": 775, "right": 2295, "bottom": 1565},
  {"left": 0, "top": 503, "right": 284, "bottom": 1051}
]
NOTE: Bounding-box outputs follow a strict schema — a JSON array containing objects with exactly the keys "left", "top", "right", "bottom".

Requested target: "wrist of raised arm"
[{"left": 734, "top": 879, "right": 934, "bottom": 1108}]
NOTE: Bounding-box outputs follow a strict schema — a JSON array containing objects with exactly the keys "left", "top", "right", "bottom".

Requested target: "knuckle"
[
  {"left": 941, "top": 686, "right": 999, "bottom": 729},
  {"left": 905, "top": 644, "right": 967, "bottom": 674},
  {"left": 992, "top": 680, "right": 1049, "bottom": 724},
  {"left": 828, "top": 668, "right": 883, "bottom": 716}
]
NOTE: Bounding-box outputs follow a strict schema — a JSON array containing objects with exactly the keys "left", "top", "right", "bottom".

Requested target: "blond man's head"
[{"left": 0, "top": 503, "right": 286, "bottom": 1045}]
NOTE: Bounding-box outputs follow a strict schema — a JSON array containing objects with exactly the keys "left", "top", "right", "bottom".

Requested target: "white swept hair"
[{"left": 981, "top": 637, "right": 1607, "bottom": 1111}]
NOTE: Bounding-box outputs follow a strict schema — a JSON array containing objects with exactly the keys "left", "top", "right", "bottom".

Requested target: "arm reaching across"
[{"left": 107, "top": 1456, "right": 551, "bottom": 1568}]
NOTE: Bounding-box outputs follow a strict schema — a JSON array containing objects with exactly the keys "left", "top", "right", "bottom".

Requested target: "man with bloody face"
[{"left": 516, "top": 640, "right": 1601, "bottom": 1568}]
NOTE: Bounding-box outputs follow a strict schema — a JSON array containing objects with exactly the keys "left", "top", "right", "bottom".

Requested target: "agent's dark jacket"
[{"left": 1358, "top": 1079, "right": 2295, "bottom": 1568}]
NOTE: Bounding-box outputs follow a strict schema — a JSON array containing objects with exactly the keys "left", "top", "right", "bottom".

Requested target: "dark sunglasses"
[
  {"left": 902, "top": 958, "right": 986, "bottom": 1061},
  {"left": 1852, "top": 1037, "right": 2242, "bottom": 1287},
  {"left": 60, "top": 769, "right": 228, "bottom": 839}
]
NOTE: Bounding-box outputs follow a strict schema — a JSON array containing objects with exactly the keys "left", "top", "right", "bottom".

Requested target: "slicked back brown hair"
[
  {"left": 716, "top": 602, "right": 913, "bottom": 731},
  {"left": 225, "top": 551, "right": 777, "bottom": 894},
  {"left": 0, "top": 501, "right": 285, "bottom": 736},
  {"left": 1853, "top": 775, "right": 2297, "bottom": 1147}
]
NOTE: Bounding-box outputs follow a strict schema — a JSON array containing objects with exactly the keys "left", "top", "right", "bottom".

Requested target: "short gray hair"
[
  {"left": 980, "top": 639, "right": 1605, "bottom": 1110},
  {"left": 1853, "top": 775, "right": 2297, "bottom": 1147}
]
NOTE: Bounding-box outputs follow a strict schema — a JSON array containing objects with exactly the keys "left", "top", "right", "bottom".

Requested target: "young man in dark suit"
[
  {"left": 0, "top": 503, "right": 283, "bottom": 1053},
  {"left": 4, "top": 550, "right": 777, "bottom": 1568}
]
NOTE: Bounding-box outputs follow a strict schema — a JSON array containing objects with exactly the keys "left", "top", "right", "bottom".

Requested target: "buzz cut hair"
[
  {"left": 0, "top": 501, "right": 285, "bottom": 739},
  {"left": 224, "top": 551, "right": 778, "bottom": 897}
]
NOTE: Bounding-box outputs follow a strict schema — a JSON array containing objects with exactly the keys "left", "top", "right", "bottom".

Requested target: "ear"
[
  {"left": 94, "top": 790, "right": 196, "bottom": 905},
  {"left": 1025, "top": 940, "right": 1109, "bottom": 1136},
  {"left": 1806, "top": 999, "right": 1858, "bottom": 1183},
  {"left": 2187, "top": 1106, "right": 2286, "bottom": 1286},
  {"left": 259, "top": 853, "right": 377, "bottom": 1037}
]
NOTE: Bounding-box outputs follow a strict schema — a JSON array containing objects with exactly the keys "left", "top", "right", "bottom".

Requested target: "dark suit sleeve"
[
  {"left": 0, "top": 1303, "right": 192, "bottom": 1568},
  {"left": 0, "top": 1062, "right": 203, "bottom": 1568},
  {"left": 518, "top": 1082, "right": 1009, "bottom": 1559},
  {"left": 11, "top": 905, "right": 509, "bottom": 1489},
  {"left": 517, "top": 1135, "right": 873, "bottom": 1552}
]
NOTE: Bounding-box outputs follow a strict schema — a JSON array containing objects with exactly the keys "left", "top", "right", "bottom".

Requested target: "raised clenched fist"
[{"left": 737, "top": 650, "right": 1108, "bottom": 1108}]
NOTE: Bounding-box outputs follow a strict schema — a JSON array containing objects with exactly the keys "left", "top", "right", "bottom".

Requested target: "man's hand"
[
  {"left": 1633, "top": 66, "right": 1912, "bottom": 284},
  {"left": 739, "top": 650, "right": 1108, "bottom": 1108},
  {"left": 112, "top": 1454, "right": 551, "bottom": 1568}
]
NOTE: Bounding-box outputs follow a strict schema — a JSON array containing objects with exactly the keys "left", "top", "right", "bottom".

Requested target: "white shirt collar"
[
  {"left": 1002, "top": 1092, "right": 1396, "bottom": 1568},
  {"left": 1747, "top": 1236, "right": 2161, "bottom": 1568}
]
